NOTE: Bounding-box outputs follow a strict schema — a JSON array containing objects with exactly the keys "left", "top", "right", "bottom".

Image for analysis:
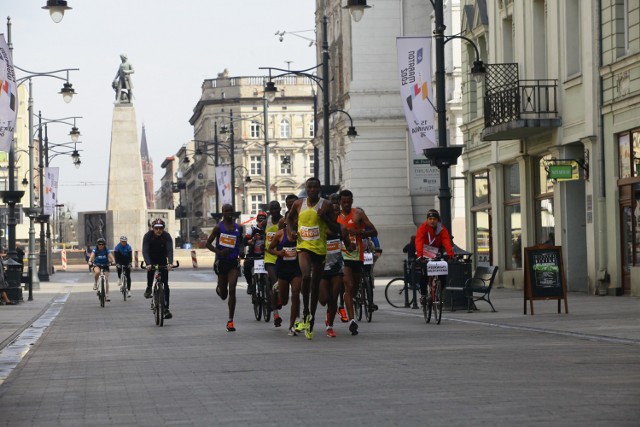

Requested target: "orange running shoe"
[
  {"left": 338, "top": 307, "right": 348, "bottom": 323},
  {"left": 226, "top": 320, "right": 236, "bottom": 332},
  {"left": 274, "top": 314, "right": 282, "bottom": 327}
]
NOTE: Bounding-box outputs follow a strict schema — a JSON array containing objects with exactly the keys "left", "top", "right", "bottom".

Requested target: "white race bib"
[
  {"left": 426, "top": 260, "right": 448, "bottom": 276},
  {"left": 299, "top": 225, "right": 320, "bottom": 241},
  {"left": 363, "top": 252, "right": 374, "bottom": 265},
  {"left": 219, "top": 233, "right": 237, "bottom": 249},
  {"left": 252, "top": 259, "right": 267, "bottom": 274}
]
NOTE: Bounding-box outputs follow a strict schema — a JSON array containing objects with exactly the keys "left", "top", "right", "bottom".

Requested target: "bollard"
[
  {"left": 4, "top": 257, "right": 23, "bottom": 303},
  {"left": 134, "top": 251, "right": 139, "bottom": 269},
  {"left": 61, "top": 249, "right": 67, "bottom": 271},
  {"left": 191, "top": 250, "right": 198, "bottom": 269}
]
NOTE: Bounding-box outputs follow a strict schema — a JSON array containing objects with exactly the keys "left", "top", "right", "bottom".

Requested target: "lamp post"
[
  {"left": 422, "top": 0, "right": 485, "bottom": 231},
  {"left": 234, "top": 166, "right": 251, "bottom": 214}
]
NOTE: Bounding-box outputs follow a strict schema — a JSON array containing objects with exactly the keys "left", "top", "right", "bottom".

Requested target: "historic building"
[{"left": 140, "top": 125, "right": 154, "bottom": 209}]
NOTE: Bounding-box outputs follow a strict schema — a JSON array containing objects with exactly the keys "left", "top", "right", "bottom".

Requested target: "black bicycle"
[
  {"left": 117, "top": 264, "right": 131, "bottom": 301},
  {"left": 141, "top": 261, "right": 179, "bottom": 327},
  {"left": 94, "top": 265, "right": 109, "bottom": 308},
  {"left": 250, "top": 259, "right": 271, "bottom": 322},
  {"left": 385, "top": 260, "right": 421, "bottom": 309},
  {"left": 355, "top": 264, "right": 376, "bottom": 322}
]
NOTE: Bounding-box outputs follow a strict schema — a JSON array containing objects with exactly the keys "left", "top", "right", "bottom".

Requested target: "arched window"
[
  {"left": 279, "top": 119, "right": 290, "bottom": 138},
  {"left": 250, "top": 121, "right": 261, "bottom": 138}
]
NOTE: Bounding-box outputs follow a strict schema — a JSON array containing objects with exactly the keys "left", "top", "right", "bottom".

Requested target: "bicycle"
[
  {"left": 419, "top": 255, "right": 448, "bottom": 325},
  {"left": 355, "top": 257, "right": 376, "bottom": 322},
  {"left": 93, "top": 264, "right": 109, "bottom": 308},
  {"left": 141, "top": 261, "right": 180, "bottom": 327},
  {"left": 117, "top": 264, "right": 131, "bottom": 301},
  {"left": 385, "top": 260, "right": 421, "bottom": 309},
  {"left": 250, "top": 259, "right": 271, "bottom": 322}
]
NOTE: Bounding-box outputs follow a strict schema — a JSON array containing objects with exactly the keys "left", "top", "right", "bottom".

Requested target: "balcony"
[{"left": 481, "top": 63, "right": 561, "bottom": 141}]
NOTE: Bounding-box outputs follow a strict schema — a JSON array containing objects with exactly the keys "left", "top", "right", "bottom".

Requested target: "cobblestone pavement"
[{"left": 0, "top": 270, "right": 639, "bottom": 426}]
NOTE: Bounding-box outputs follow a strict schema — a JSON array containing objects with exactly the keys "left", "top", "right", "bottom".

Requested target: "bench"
[{"left": 462, "top": 265, "right": 499, "bottom": 312}]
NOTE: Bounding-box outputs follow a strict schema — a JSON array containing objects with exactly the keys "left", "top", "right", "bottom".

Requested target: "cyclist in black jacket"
[{"left": 142, "top": 218, "right": 174, "bottom": 319}]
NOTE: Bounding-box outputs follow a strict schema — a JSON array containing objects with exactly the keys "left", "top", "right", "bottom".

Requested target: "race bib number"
[
  {"left": 219, "top": 233, "right": 237, "bottom": 249},
  {"left": 326, "top": 239, "right": 341, "bottom": 254},
  {"left": 423, "top": 245, "right": 439, "bottom": 259},
  {"left": 252, "top": 259, "right": 267, "bottom": 274},
  {"left": 283, "top": 247, "right": 297, "bottom": 261},
  {"left": 299, "top": 225, "right": 320, "bottom": 241},
  {"left": 363, "top": 252, "right": 374, "bottom": 265},
  {"left": 426, "top": 260, "right": 448, "bottom": 276},
  {"left": 266, "top": 231, "right": 276, "bottom": 245}
]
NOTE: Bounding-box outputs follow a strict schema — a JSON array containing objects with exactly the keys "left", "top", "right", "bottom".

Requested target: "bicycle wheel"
[
  {"left": 363, "top": 275, "right": 373, "bottom": 323},
  {"left": 252, "top": 276, "right": 262, "bottom": 321},
  {"left": 434, "top": 278, "right": 443, "bottom": 325},
  {"left": 385, "top": 278, "right": 412, "bottom": 308},
  {"left": 153, "top": 285, "right": 160, "bottom": 325},
  {"left": 99, "top": 277, "right": 105, "bottom": 308},
  {"left": 261, "top": 276, "right": 271, "bottom": 322},
  {"left": 121, "top": 274, "right": 127, "bottom": 301},
  {"left": 158, "top": 284, "right": 165, "bottom": 327},
  {"left": 424, "top": 278, "right": 433, "bottom": 324}
]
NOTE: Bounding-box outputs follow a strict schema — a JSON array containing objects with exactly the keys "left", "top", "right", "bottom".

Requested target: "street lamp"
[
  {"left": 260, "top": 2, "right": 367, "bottom": 188},
  {"left": 422, "top": 0, "right": 485, "bottom": 231},
  {"left": 234, "top": 166, "right": 252, "bottom": 215},
  {"left": 42, "top": 0, "right": 73, "bottom": 23}
]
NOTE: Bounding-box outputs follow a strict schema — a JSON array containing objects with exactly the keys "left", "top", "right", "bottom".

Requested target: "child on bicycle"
[
  {"left": 415, "top": 209, "right": 455, "bottom": 305},
  {"left": 88, "top": 238, "right": 116, "bottom": 302}
]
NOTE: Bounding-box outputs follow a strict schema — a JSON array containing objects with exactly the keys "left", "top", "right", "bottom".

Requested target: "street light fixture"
[
  {"left": 42, "top": 0, "right": 73, "bottom": 23},
  {"left": 422, "top": 0, "right": 486, "bottom": 232},
  {"left": 343, "top": 0, "right": 371, "bottom": 23}
]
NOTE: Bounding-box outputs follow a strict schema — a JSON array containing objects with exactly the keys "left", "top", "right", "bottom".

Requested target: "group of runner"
[{"left": 206, "top": 177, "right": 378, "bottom": 339}]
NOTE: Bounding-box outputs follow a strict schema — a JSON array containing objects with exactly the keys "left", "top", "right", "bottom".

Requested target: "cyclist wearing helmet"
[
  {"left": 113, "top": 236, "right": 133, "bottom": 298},
  {"left": 142, "top": 218, "right": 174, "bottom": 319},
  {"left": 88, "top": 238, "right": 116, "bottom": 302},
  {"left": 243, "top": 211, "right": 268, "bottom": 295}
]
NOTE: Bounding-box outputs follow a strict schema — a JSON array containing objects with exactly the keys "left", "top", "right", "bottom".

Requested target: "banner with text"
[
  {"left": 0, "top": 35, "right": 18, "bottom": 153},
  {"left": 397, "top": 37, "right": 436, "bottom": 155},
  {"left": 44, "top": 167, "right": 59, "bottom": 216},
  {"left": 216, "top": 164, "right": 232, "bottom": 206}
]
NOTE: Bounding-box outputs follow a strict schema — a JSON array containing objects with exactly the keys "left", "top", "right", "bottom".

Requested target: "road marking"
[
  {"left": 385, "top": 308, "right": 640, "bottom": 346},
  {"left": 0, "top": 293, "right": 69, "bottom": 385}
]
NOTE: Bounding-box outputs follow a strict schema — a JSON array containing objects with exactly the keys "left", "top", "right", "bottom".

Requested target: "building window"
[
  {"left": 280, "top": 119, "right": 290, "bottom": 138},
  {"left": 618, "top": 131, "right": 640, "bottom": 179},
  {"left": 565, "top": 0, "right": 581, "bottom": 78},
  {"left": 536, "top": 155, "right": 555, "bottom": 245},
  {"left": 309, "top": 121, "right": 315, "bottom": 137},
  {"left": 280, "top": 155, "right": 292, "bottom": 175},
  {"left": 472, "top": 171, "right": 491, "bottom": 266},
  {"left": 504, "top": 164, "right": 521, "bottom": 269},
  {"left": 615, "top": 0, "right": 630, "bottom": 57},
  {"left": 250, "top": 194, "right": 264, "bottom": 215},
  {"left": 309, "top": 153, "right": 315, "bottom": 175},
  {"left": 250, "top": 121, "right": 260, "bottom": 139},
  {"left": 250, "top": 155, "right": 262, "bottom": 175},
  {"left": 279, "top": 193, "right": 288, "bottom": 210}
]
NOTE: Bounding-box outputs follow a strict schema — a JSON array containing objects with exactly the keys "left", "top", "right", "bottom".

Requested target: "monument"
[{"left": 78, "top": 55, "right": 176, "bottom": 256}]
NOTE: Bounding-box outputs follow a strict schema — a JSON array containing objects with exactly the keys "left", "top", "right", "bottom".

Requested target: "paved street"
[{"left": 1, "top": 269, "right": 639, "bottom": 426}]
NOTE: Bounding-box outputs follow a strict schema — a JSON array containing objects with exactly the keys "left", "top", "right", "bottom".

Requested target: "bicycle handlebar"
[{"left": 140, "top": 260, "right": 180, "bottom": 269}]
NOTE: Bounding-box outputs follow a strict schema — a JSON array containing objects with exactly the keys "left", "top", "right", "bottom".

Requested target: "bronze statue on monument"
[{"left": 112, "top": 54, "right": 134, "bottom": 103}]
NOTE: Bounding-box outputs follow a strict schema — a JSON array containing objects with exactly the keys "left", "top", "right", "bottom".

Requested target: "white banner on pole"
[
  {"left": 0, "top": 35, "right": 18, "bottom": 153},
  {"left": 215, "top": 164, "right": 232, "bottom": 205},
  {"left": 396, "top": 37, "right": 436, "bottom": 154},
  {"left": 44, "top": 167, "right": 59, "bottom": 216}
]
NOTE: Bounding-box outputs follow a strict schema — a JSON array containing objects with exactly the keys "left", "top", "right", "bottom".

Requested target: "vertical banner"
[
  {"left": 396, "top": 37, "right": 436, "bottom": 154},
  {"left": 215, "top": 164, "right": 232, "bottom": 205},
  {"left": 0, "top": 35, "right": 18, "bottom": 153},
  {"left": 44, "top": 167, "right": 60, "bottom": 216}
]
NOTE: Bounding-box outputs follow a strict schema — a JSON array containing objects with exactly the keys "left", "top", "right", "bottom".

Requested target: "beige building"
[{"left": 184, "top": 69, "right": 315, "bottom": 244}]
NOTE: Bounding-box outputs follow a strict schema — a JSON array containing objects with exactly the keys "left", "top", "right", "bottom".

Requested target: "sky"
[{"left": 2, "top": 0, "right": 316, "bottom": 215}]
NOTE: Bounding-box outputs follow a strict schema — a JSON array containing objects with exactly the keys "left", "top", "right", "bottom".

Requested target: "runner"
[
  {"left": 286, "top": 177, "right": 339, "bottom": 340},
  {"left": 267, "top": 222, "right": 302, "bottom": 336},
  {"left": 337, "top": 189, "right": 378, "bottom": 336},
  {"left": 206, "top": 204, "right": 243, "bottom": 332},
  {"left": 264, "top": 201, "right": 284, "bottom": 327}
]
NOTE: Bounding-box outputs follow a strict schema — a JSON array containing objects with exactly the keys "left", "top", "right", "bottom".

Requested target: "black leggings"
[{"left": 117, "top": 265, "right": 132, "bottom": 290}]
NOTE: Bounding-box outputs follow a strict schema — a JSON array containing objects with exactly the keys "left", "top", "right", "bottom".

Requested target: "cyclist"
[
  {"left": 243, "top": 211, "right": 267, "bottom": 297},
  {"left": 142, "top": 218, "right": 174, "bottom": 320},
  {"left": 415, "top": 209, "right": 455, "bottom": 305},
  {"left": 206, "top": 203, "right": 243, "bottom": 332},
  {"left": 264, "top": 201, "right": 284, "bottom": 327},
  {"left": 88, "top": 238, "right": 116, "bottom": 302},
  {"left": 113, "top": 235, "right": 133, "bottom": 298}
]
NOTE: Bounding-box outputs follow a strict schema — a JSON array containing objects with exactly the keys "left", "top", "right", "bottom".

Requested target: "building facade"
[
  {"left": 140, "top": 125, "right": 154, "bottom": 209},
  {"left": 186, "top": 69, "right": 315, "bottom": 244}
]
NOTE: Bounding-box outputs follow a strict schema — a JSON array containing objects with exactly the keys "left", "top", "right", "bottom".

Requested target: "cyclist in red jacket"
[{"left": 415, "top": 209, "right": 455, "bottom": 260}]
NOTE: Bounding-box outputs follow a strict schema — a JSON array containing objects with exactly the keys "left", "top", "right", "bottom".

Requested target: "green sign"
[{"left": 548, "top": 164, "right": 573, "bottom": 180}]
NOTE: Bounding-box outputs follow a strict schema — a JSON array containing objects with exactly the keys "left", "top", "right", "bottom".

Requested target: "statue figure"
[{"left": 112, "top": 54, "right": 134, "bottom": 103}]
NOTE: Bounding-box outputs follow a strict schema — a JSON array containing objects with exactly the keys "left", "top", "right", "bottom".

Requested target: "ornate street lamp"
[{"left": 42, "top": 0, "right": 73, "bottom": 23}]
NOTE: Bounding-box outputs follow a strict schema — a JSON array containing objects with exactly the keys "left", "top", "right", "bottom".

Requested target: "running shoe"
[
  {"left": 164, "top": 309, "right": 172, "bottom": 319},
  {"left": 226, "top": 320, "right": 236, "bottom": 332},
  {"left": 326, "top": 327, "right": 337, "bottom": 338},
  {"left": 274, "top": 314, "right": 282, "bottom": 327},
  {"left": 106, "top": 295, "right": 111, "bottom": 302},
  {"left": 127, "top": 291, "right": 131, "bottom": 298},
  {"left": 304, "top": 329, "right": 314, "bottom": 340},
  {"left": 349, "top": 320, "right": 359, "bottom": 336},
  {"left": 288, "top": 327, "right": 298, "bottom": 336},
  {"left": 93, "top": 283, "right": 97, "bottom": 291},
  {"left": 338, "top": 307, "right": 348, "bottom": 323},
  {"left": 144, "top": 288, "right": 152, "bottom": 299},
  {"left": 294, "top": 319, "right": 305, "bottom": 332}
]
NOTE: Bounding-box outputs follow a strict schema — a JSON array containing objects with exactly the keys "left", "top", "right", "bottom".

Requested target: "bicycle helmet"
[
  {"left": 119, "top": 235, "right": 128, "bottom": 242},
  {"left": 151, "top": 218, "right": 165, "bottom": 228},
  {"left": 256, "top": 211, "right": 267, "bottom": 221},
  {"left": 96, "top": 238, "right": 106, "bottom": 245}
]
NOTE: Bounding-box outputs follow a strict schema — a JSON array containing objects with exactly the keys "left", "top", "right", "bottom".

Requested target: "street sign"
[{"left": 548, "top": 164, "right": 574, "bottom": 180}]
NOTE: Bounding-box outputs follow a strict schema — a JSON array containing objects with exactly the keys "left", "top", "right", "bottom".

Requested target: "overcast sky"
[{"left": 3, "top": 0, "right": 315, "bottom": 214}]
